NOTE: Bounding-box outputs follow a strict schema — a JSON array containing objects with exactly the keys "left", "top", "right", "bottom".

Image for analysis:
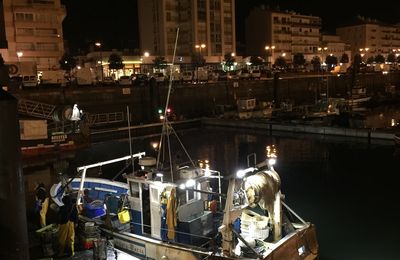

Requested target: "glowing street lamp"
[
  {"left": 265, "top": 45, "right": 275, "bottom": 68},
  {"left": 195, "top": 44, "right": 206, "bottom": 82},
  {"left": 359, "top": 47, "right": 369, "bottom": 62},
  {"left": 95, "top": 42, "right": 104, "bottom": 82},
  {"left": 17, "top": 51, "right": 23, "bottom": 59}
]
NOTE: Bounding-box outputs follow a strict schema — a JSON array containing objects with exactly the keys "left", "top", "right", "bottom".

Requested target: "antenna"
[{"left": 127, "top": 106, "right": 134, "bottom": 171}]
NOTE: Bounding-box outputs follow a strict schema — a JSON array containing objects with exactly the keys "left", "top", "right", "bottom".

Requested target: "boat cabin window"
[
  {"left": 130, "top": 182, "right": 140, "bottom": 198},
  {"left": 187, "top": 189, "right": 195, "bottom": 202}
]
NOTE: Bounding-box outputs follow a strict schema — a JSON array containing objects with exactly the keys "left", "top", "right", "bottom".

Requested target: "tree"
[
  {"left": 153, "top": 56, "right": 168, "bottom": 70},
  {"left": 325, "top": 55, "right": 338, "bottom": 70},
  {"left": 0, "top": 54, "right": 5, "bottom": 66},
  {"left": 340, "top": 53, "right": 349, "bottom": 64},
  {"left": 223, "top": 53, "right": 235, "bottom": 71},
  {"left": 249, "top": 56, "right": 264, "bottom": 66},
  {"left": 293, "top": 53, "right": 305, "bottom": 68},
  {"left": 108, "top": 53, "right": 125, "bottom": 71},
  {"left": 274, "top": 56, "right": 287, "bottom": 68},
  {"left": 191, "top": 52, "right": 205, "bottom": 68},
  {"left": 374, "top": 54, "right": 385, "bottom": 64},
  {"left": 353, "top": 54, "right": 362, "bottom": 72},
  {"left": 59, "top": 53, "right": 76, "bottom": 72},
  {"left": 311, "top": 56, "right": 321, "bottom": 72},
  {"left": 387, "top": 53, "right": 396, "bottom": 63},
  {"left": 366, "top": 56, "right": 375, "bottom": 64}
]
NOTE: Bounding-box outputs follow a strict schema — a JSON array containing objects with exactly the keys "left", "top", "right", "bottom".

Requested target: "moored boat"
[{"left": 60, "top": 146, "right": 318, "bottom": 259}]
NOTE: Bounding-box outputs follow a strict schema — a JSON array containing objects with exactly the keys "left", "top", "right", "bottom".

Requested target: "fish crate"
[
  {"left": 78, "top": 221, "right": 99, "bottom": 236},
  {"left": 35, "top": 224, "right": 59, "bottom": 257},
  {"left": 240, "top": 210, "right": 270, "bottom": 240},
  {"left": 78, "top": 233, "right": 101, "bottom": 250}
]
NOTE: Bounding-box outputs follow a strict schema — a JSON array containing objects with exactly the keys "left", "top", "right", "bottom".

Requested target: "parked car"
[
  {"left": 153, "top": 72, "right": 165, "bottom": 83},
  {"left": 103, "top": 76, "right": 115, "bottom": 85},
  {"left": 251, "top": 69, "right": 261, "bottom": 79},
  {"left": 181, "top": 71, "right": 193, "bottom": 83},
  {"left": 239, "top": 69, "right": 250, "bottom": 80},
  {"left": 118, "top": 76, "right": 132, "bottom": 86},
  {"left": 217, "top": 70, "right": 228, "bottom": 81},
  {"left": 133, "top": 74, "right": 149, "bottom": 86},
  {"left": 22, "top": 75, "right": 38, "bottom": 88},
  {"left": 10, "top": 76, "right": 23, "bottom": 89}
]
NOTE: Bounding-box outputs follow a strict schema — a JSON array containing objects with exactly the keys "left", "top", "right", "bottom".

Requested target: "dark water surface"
[{"left": 23, "top": 127, "right": 400, "bottom": 260}]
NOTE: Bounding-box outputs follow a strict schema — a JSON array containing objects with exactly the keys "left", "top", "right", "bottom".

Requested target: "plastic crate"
[{"left": 36, "top": 224, "right": 59, "bottom": 257}]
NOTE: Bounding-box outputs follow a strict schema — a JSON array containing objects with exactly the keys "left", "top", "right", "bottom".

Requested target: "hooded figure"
[
  {"left": 35, "top": 183, "right": 49, "bottom": 228},
  {"left": 57, "top": 195, "right": 78, "bottom": 257}
]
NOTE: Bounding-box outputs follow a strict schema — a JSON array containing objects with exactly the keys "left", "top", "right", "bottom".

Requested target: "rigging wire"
[{"left": 157, "top": 27, "right": 180, "bottom": 182}]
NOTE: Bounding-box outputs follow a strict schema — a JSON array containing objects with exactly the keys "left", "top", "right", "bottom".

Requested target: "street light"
[
  {"left": 359, "top": 47, "right": 369, "bottom": 63},
  {"left": 265, "top": 45, "right": 275, "bottom": 69},
  {"left": 16, "top": 51, "right": 23, "bottom": 77},
  {"left": 195, "top": 44, "right": 206, "bottom": 82},
  {"left": 95, "top": 42, "right": 103, "bottom": 83}
]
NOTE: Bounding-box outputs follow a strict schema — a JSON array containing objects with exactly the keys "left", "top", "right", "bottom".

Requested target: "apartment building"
[
  {"left": 336, "top": 16, "right": 400, "bottom": 59},
  {"left": 0, "top": 0, "right": 65, "bottom": 70},
  {"left": 137, "top": 0, "right": 236, "bottom": 63},
  {"left": 320, "top": 35, "right": 351, "bottom": 64},
  {"left": 245, "top": 6, "right": 321, "bottom": 64}
]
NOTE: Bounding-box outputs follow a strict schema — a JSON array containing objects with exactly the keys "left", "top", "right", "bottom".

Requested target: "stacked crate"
[{"left": 77, "top": 221, "right": 100, "bottom": 249}]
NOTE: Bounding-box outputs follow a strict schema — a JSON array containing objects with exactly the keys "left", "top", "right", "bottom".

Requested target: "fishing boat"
[
  {"left": 50, "top": 153, "right": 145, "bottom": 219},
  {"left": 63, "top": 147, "right": 318, "bottom": 259},
  {"left": 53, "top": 27, "right": 319, "bottom": 259}
]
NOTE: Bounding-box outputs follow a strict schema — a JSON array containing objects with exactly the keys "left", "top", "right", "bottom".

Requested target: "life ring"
[{"left": 8, "top": 64, "right": 18, "bottom": 74}]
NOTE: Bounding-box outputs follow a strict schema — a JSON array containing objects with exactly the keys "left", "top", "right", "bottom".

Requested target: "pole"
[
  {"left": 127, "top": 106, "right": 134, "bottom": 171},
  {"left": 100, "top": 51, "right": 104, "bottom": 82},
  {"left": 0, "top": 89, "right": 29, "bottom": 259}
]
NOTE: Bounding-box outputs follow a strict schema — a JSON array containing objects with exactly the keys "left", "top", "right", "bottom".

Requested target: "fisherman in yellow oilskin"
[
  {"left": 57, "top": 194, "right": 79, "bottom": 257},
  {"left": 35, "top": 183, "right": 49, "bottom": 228}
]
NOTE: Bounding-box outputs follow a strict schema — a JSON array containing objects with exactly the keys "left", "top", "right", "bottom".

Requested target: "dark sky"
[{"left": 61, "top": 0, "right": 399, "bottom": 54}]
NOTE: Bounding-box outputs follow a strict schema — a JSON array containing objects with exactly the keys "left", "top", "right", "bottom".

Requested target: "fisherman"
[
  {"left": 83, "top": 188, "right": 93, "bottom": 204},
  {"left": 160, "top": 188, "right": 168, "bottom": 241},
  {"left": 57, "top": 195, "right": 79, "bottom": 257},
  {"left": 35, "top": 183, "right": 49, "bottom": 228}
]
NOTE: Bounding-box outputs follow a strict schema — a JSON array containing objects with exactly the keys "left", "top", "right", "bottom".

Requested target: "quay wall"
[
  {"left": 13, "top": 72, "right": 400, "bottom": 124},
  {"left": 201, "top": 118, "right": 396, "bottom": 143}
]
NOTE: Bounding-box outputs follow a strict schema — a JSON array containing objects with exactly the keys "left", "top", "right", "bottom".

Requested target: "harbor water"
[{"left": 23, "top": 127, "right": 400, "bottom": 260}]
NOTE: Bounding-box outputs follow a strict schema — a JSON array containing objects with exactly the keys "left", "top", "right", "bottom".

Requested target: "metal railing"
[{"left": 18, "top": 98, "right": 56, "bottom": 120}]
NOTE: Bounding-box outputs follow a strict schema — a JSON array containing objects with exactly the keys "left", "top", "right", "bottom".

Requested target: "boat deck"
[{"left": 30, "top": 239, "right": 139, "bottom": 260}]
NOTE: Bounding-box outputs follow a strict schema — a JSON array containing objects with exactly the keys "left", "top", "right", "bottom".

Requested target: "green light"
[{"left": 158, "top": 109, "right": 163, "bottom": 114}]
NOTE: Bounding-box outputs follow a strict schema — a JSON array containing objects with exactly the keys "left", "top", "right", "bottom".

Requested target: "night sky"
[{"left": 61, "top": 0, "right": 399, "bottom": 54}]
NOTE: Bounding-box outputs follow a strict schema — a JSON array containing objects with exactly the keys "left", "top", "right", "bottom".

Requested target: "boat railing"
[
  {"left": 75, "top": 152, "right": 146, "bottom": 205},
  {"left": 282, "top": 201, "right": 308, "bottom": 226},
  {"left": 99, "top": 218, "right": 220, "bottom": 254}
]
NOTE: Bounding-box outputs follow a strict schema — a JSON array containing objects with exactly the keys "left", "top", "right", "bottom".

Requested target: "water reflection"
[{"left": 22, "top": 128, "right": 400, "bottom": 259}]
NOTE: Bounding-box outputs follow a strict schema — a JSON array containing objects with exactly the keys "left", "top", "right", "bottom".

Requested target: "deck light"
[
  {"left": 236, "top": 167, "right": 256, "bottom": 178},
  {"left": 185, "top": 179, "right": 195, "bottom": 187}
]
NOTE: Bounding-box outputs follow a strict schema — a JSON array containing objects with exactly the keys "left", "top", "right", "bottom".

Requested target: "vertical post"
[
  {"left": 95, "top": 42, "right": 103, "bottom": 83},
  {"left": 0, "top": 89, "right": 29, "bottom": 259},
  {"left": 127, "top": 106, "right": 134, "bottom": 171},
  {"left": 100, "top": 51, "right": 104, "bottom": 82}
]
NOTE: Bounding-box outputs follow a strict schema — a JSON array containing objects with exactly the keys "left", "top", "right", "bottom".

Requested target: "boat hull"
[{"left": 50, "top": 177, "right": 128, "bottom": 206}]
